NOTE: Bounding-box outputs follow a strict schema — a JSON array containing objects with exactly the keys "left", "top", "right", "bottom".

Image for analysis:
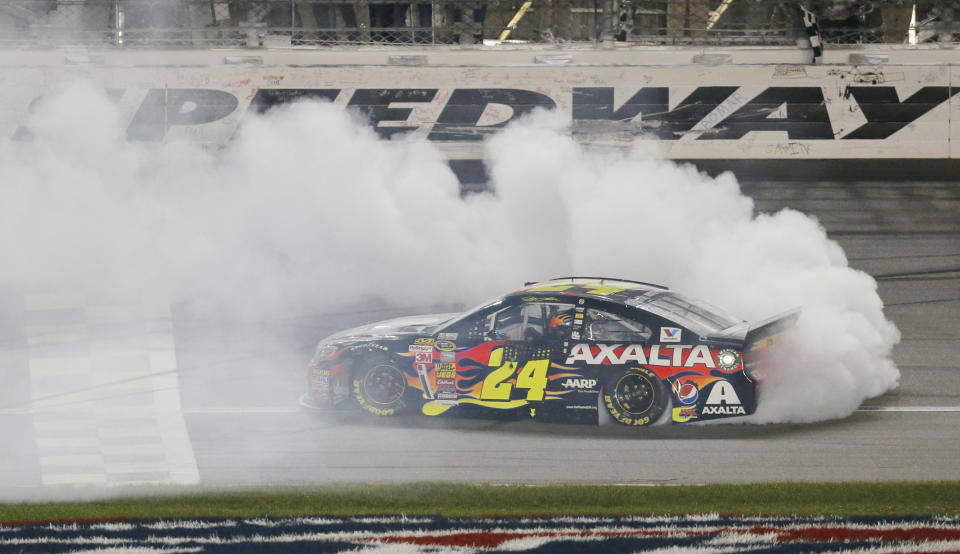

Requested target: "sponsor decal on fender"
[
  {"left": 560, "top": 378, "right": 598, "bottom": 389},
  {"left": 565, "top": 343, "right": 717, "bottom": 368},
  {"left": 434, "top": 362, "right": 456, "bottom": 380},
  {"left": 311, "top": 368, "right": 331, "bottom": 389},
  {"left": 716, "top": 349, "right": 741, "bottom": 372},
  {"left": 660, "top": 327, "right": 682, "bottom": 343},
  {"left": 702, "top": 380, "right": 746, "bottom": 415},
  {"left": 672, "top": 406, "right": 698, "bottom": 423},
  {"left": 414, "top": 337, "right": 435, "bottom": 345},
  {"left": 409, "top": 344, "right": 434, "bottom": 363},
  {"left": 435, "top": 340, "right": 457, "bottom": 352},
  {"left": 672, "top": 379, "right": 699, "bottom": 405},
  {"left": 701, "top": 405, "right": 745, "bottom": 415},
  {"left": 349, "top": 343, "right": 389, "bottom": 353}
]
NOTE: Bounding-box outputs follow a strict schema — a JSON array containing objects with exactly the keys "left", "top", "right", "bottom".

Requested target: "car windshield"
[
  {"left": 436, "top": 295, "right": 504, "bottom": 332},
  {"left": 630, "top": 292, "right": 740, "bottom": 335}
]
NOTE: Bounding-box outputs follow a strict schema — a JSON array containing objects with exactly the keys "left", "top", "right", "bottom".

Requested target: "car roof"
[
  {"left": 507, "top": 277, "right": 667, "bottom": 304},
  {"left": 506, "top": 277, "right": 742, "bottom": 335}
]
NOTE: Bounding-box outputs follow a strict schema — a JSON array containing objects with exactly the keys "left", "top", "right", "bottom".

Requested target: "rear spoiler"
[{"left": 743, "top": 309, "right": 800, "bottom": 381}]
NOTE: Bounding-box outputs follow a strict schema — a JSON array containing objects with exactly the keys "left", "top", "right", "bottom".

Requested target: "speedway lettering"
[
  {"left": 565, "top": 343, "right": 717, "bottom": 368},
  {"left": 18, "top": 85, "right": 956, "bottom": 143}
]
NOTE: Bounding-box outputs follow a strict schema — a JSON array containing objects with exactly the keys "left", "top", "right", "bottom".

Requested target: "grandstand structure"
[{"left": 0, "top": 1, "right": 953, "bottom": 49}]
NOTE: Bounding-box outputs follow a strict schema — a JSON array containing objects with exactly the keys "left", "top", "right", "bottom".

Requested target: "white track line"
[
  {"left": 182, "top": 407, "right": 301, "bottom": 414},
  {"left": 4, "top": 406, "right": 957, "bottom": 415},
  {"left": 0, "top": 406, "right": 304, "bottom": 415},
  {"left": 856, "top": 406, "right": 960, "bottom": 412},
  {"left": 180, "top": 405, "right": 960, "bottom": 414}
]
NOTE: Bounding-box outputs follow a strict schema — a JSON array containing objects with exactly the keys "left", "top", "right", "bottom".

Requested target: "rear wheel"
[
  {"left": 601, "top": 367, "right": 667, "bottom": 426},
  {"left": 351, "top": 356, "right": 409, "bottom": 416}
]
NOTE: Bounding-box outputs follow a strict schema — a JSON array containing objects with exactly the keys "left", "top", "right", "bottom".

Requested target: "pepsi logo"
[{"left": 673, "top": 380, "right": 699, "bottom": 405}]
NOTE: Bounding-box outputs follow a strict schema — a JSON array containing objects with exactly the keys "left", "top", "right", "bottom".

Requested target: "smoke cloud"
[{"left": 0, "top": 82, "right": 899, "bottom": 426}]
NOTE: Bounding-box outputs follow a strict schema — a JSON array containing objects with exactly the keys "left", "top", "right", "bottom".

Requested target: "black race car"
[{"left": 302, "top": 278, "right": 795, "bottom": 425}]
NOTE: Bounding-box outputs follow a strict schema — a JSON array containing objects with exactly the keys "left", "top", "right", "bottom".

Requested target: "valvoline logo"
[
  {"left": 660, "top": 327, "right": 681, "bottom": 343},
  {"left": 673, "top": 379, "right": 699, "bottom": 405}
]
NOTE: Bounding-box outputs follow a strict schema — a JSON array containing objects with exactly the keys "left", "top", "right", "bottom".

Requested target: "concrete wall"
[{"left": 2, "top": 45, "right": 958, "bottom": 171}]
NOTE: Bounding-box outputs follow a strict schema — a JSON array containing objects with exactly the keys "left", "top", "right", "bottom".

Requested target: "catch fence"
[{"left": 0, "top": 0, "right": 956, "bottom": 48}]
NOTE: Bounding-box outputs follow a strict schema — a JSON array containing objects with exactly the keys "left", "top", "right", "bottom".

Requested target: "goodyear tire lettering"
[
  {"left": 352, "top": 356, "right": 408, "bottom": 417},
  {"left": 601, "top": 366, "right": 667, "bottom": 427}
]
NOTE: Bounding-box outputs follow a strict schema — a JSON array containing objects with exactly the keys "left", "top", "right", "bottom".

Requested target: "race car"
[{"left": 302, "top": 277, "right": 795, "bottom": 426}]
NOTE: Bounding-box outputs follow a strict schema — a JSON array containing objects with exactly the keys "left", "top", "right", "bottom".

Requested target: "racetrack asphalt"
[
  {"left": 154, "top": 180, "right": 960, "bottom": 485},
  {"left": 0, "top": 181, "right": 957, "bottom": 491}
]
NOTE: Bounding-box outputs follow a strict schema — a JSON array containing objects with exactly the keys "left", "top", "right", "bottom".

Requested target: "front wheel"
[
  {"left": 351, "top": 356, "right": 409, "bottom": 417},
  {"left": 601, "top": 367, "right": 667, "bottom": 426}
]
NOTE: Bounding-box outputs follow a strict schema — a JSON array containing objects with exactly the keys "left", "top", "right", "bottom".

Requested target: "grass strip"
[{"left": 1, "top": 482, "right": 957, "bottom": 522}]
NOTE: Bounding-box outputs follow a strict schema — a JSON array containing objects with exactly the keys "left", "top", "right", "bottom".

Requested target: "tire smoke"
[{"left": 0, "top": 83, "right": 899, "bottom": 424}]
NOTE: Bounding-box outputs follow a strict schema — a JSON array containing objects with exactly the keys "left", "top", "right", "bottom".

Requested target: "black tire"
[
  {"left": 601, "top": 366, "right": 668, "bottom": 426},
  {"left": 351, "top": 355, "right": 409, "bottom": 417}
]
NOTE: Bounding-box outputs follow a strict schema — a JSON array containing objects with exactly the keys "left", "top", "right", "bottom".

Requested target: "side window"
[
  {"left": 441, "top": 311, "right": 487, "bottom": 341},
  {"left": 486, "top": 302, "right": 575, "bottom": 341},
  {"left": 485, "top": 304, "right": 523, "bottom": 340},
  {"left": 585, "top": 308, "right": 652, "bottom": 343}
]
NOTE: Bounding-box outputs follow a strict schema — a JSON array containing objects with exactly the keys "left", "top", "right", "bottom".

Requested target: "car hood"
[{"left": 322, "top": 313, "right": 459, "bottom": 343}]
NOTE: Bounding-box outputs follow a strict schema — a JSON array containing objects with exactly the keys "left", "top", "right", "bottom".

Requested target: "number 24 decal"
[{"left": 480, "top": 347, "right": 549, "bottom": 401}]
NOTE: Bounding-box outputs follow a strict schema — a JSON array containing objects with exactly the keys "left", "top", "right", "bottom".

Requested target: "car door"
[
  {"left": 464, "top": 299, "right": 576, "bottom": 412},
  {"left": 560, "top": 301, "right": 657, "bottom": 391}
]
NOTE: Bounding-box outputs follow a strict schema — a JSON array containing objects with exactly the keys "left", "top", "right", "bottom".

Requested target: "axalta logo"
[
  {"left": 565, "top": 343, "right": 718, "bottom": 368},
  {"left": 701, "top": 381, "right": 746, "bottom": 415},
  {"left": 561, "top": 378, "right": 598, "bottom": 389}
]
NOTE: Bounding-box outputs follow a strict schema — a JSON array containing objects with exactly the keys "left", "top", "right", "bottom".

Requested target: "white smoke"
[
  {"left": 485, "top": 112, "right": 900, "bottom": 422},
  {"left": 0, "top": 82, "right": 899, "bottom": 423}
]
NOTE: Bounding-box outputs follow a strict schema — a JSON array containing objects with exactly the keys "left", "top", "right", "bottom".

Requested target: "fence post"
[{"left": 114, "top": 0, "right": 124, "bottom": 46}]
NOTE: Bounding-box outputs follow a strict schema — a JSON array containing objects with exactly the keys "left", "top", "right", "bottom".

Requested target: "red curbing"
[{"left": 770, "top": 526, "right": 960, "bottom": 543}]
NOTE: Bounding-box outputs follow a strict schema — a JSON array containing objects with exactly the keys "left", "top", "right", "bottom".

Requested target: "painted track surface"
[
  {"left": 0, "top": 181, "right": 957, "bottom": 491},
  {"left": 3, "top": 515, "right": 959, "bottom": 552}
]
